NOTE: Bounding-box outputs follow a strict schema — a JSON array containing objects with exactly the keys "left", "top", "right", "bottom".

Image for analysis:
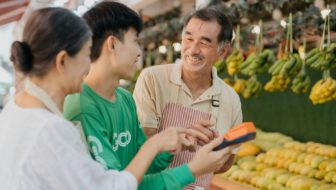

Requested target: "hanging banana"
[
  {"left": 264, "top": 75, "right": 291, "bottom": 92},
  {"left": 226, "top": 49, "right": 244, "bottom": 75},
  {"left": 305, "top": 44, "right": 336, "bottom": 71},
  {"left": 242, "top": 75, "right": 262, "bottom": 98},
  {"left": 309, "top": 77, "right": 336, "bottom": 104},
  {"left": 239, "top": 50, "right": 275, "bottom": 76},
  {"left": 291, "top": 65, "right": 311, "bottom": 94}
]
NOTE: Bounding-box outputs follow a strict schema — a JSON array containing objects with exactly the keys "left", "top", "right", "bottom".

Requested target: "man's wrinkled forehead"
[{"left": 183, "top": 18, "right": 218, "bottom": 35}]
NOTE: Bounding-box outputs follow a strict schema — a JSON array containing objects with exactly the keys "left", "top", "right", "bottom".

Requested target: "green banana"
[
  {"left": 239, "top": 53, "right": 256, "bottom": 70},
  {"left": 305, "top": 48, "right": 319, "bottom": 60},
  {"left": 266, "top": 50, "right": 276, "bottom": 63},
  {"left": 226, "top": 50, "right": 239, "bottom": 62},
  {"left": 311, "top": 57, "right": 324, "bottom": 69},
  {"left": 272, "top": 60, "right": 286, "bottom": 76},
  {"left": 305, "top": 53, "right": 321, "bottom": 66},
  {"left": 280, "top": 56, "right": 296, "bottom": 76},
  {"left": 288, "top": 54, "right": 302, "bottom": 75},
  {"left": 268, "top": 60, "right": 283, "bottom": 74}
]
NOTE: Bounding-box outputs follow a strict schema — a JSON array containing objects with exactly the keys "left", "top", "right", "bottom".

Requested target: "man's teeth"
[{"left": 188, "top": 56, "right": 201, "bottom": 62}]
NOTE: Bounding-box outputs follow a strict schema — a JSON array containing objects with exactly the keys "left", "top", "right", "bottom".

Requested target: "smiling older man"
[{"left": 133, "top": 6, "right": 243, "bottom": 190}]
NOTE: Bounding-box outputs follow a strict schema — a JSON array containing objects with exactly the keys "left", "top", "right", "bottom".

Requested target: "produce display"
[
  {"left": 216, "top": 12, "right": 336, "bottom": 105},
  {"left": 217, "top": 129, "right": 336, "bottom": 190}
]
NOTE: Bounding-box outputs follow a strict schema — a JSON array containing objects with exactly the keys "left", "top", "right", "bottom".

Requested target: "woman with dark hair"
[{"left": 0, "top": 7, "right": 207, "bottom": 190}]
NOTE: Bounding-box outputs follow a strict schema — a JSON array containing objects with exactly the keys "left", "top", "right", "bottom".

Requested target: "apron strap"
[
  {"left": 210, "top": 94, "right": 220, "bottom": 129},
  {"left": 25, "top": 79, "right": 63, "bottom": 118},
  {"left": 25, "top": 79, "right": 89, "bottom": 147}
]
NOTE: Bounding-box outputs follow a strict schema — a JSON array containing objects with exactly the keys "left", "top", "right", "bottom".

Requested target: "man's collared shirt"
[{"left": 133, "top": 62, "right": 242, "bottom": 135}]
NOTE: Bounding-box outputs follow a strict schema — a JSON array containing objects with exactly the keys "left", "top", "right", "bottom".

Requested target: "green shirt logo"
[
  {"left": 112, "top": 131, "right": 132, "bottom": 151},
  {"left": 88, "top": 135, "right": 107, "bottom": 169}
]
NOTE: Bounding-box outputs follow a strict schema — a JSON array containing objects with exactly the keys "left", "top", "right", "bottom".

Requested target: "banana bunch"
[
  {"left": 224, "top": 78, "right": 247, "bottom": 95},
  {"left": 268, "top": 59, "right": 287, "bottom": 75},
  {"left": 233, "top": 79, "right": 247, "bottom": 94},
  {"left": 239, "top": 49, "right": 275, "bottom": 76},
  {"left": 280, "top": 54, "right": 302, "bottom": 76},
  {"left": 291, "top": 66, "right": 311, "bottom": 94},
  {"left": 238, "top": 53, "right": 257, "bottom": 76},
  {"left": 268, "top": 54, "right": 302, "bottom": 77},
  {"left": 309, "top": 77, "right": 336, "bottom": 104},
  {"left": 226, "top": 49, "right": 244, "bottom": 75},
  {"left": 214, "top": 59, "right": 226, "bottom": 79},
  {"left": 305, "top": 44, "right": 336, "bottom": 70},
  {"left": 264, "top": 75, "right": 291, "bottom": 92},
  {"left": 224, "top": 78, "right": 235, "bottom": 87},
  {"left": 242, "top": 76, "right": 262, "bottom": 98}
]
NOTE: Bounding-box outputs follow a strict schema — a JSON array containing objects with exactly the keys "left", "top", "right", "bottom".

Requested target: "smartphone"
[{"left": 213, "top": 122, "right": 256, "bottom": 151}]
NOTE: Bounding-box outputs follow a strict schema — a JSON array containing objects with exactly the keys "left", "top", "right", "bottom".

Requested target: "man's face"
[
  {"left": 113, "top": 28, "right": 141, "bottom": 80},
  {"left": 181, "top": 17, "right": 224, "bottom": 75}
]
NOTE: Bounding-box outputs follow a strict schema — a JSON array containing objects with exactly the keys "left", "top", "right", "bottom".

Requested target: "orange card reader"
[{"left": 213, "top": 122, "right": 256, "bottom": 151}]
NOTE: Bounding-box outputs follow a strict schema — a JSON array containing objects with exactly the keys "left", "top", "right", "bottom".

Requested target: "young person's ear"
[{"left": 106, "top": 36, "right": 116, "bottom": 52}]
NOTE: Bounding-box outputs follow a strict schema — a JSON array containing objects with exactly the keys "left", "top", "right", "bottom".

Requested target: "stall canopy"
[{"left": 0, "top": 0, "right": 30, "bottom": 26}]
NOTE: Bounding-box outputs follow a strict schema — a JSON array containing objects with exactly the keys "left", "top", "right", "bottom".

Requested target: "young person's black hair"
[{"left": 83, "top": 1, "right": 143, "bottom": 62}]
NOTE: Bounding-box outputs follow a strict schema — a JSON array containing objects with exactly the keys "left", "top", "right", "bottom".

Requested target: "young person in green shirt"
[{"left": 64, "top": 1, "right": 234, "bottom": 189}]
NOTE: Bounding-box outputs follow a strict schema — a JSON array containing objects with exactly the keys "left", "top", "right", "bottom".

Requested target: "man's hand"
[{"left": 191, "top": 119, "right": 218, "bottom": 145}]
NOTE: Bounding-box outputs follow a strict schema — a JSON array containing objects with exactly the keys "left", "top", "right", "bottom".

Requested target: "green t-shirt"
[{"left": 64, "top": 83, "right": 194, "bottom": 189}]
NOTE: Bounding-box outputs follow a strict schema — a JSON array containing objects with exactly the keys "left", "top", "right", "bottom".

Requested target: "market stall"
[
  {"left": 1, "top": 0, "right": 336, "bottom": 189},
  {"left": 133, "top": 0, "right": 336, "bottom": 189}
]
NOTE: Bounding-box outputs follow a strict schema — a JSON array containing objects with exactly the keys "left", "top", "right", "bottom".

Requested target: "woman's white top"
[{"left": 0, "top": 100, "right": 137, "bottom": 190}]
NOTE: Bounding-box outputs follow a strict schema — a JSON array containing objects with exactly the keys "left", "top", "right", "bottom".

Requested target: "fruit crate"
[{"left": 210, "top": 175, "right": 256, "bottom": 190}]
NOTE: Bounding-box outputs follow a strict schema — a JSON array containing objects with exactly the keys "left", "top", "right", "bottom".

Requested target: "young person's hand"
[
  {"left": 187, "top": 137, "right": 234, "bottom": 177},
  {"left": 148, "top": 127, "right": 211, "bottom": 154},
  {"left": 178, "top": 133, "right": 197, "bottom": 152},
  {"left": 214, "top": 154, "right": 235, "bottom": 174},
  {"left": 177, "top": 128, "right": 209, "bottom": 152}
]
